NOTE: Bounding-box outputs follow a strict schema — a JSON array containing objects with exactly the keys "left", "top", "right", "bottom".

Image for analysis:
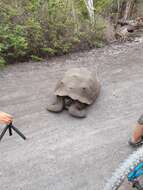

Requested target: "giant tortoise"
[{"left": 47, "top": 67, "right": 100, "bottom": 118}]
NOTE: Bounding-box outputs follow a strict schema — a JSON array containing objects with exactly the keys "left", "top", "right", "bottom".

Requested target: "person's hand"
[{"left": 0, "top": 112, "right": 13, "bottom": 124}]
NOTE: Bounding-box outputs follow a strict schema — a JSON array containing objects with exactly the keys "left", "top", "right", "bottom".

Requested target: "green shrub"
[
  {"left": 31, "top": 55, "right": 44, "bottom": 62},
  {"left": 0, "top": 57, "right": 6, "bottom": 67},
  {"left": 0, "top": 24, "right": 28, "bottom": 62},
  {"left": 0, "top": 0, "right": 111, "bottom": 64}
]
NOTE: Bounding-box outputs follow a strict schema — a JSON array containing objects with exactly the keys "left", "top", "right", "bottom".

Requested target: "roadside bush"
[{"left": 0, "top": 0, "right": 108, "bottom": 66}]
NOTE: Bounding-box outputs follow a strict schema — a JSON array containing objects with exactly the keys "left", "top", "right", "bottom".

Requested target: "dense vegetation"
[{"left": 0, "top": 0, "right": 142, "bottom": 66}]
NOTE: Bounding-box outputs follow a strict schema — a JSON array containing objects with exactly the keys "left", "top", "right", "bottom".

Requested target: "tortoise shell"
[{"left": 54, "top": 68, "right": 100, "bottom": 105}]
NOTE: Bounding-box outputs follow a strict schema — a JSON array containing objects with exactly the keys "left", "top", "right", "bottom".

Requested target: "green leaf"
[{"left": 31, "top": 55, "right": 44, "bottom": 62}]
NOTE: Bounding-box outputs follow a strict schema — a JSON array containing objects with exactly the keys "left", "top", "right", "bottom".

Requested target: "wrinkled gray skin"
[{"left": 47, "top": 96, "right": 87, "bottom": 118}]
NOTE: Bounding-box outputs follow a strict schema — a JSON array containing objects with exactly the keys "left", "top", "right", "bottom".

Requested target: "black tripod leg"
[
  {"left": 11, "top": 125, "right": 26, "bottom": 140},
  {"left": 8, "top": 125, "right": 12, "bottom": 136},
  {"left": 0, "top": 125, "right": 9, "bottom": 141}
]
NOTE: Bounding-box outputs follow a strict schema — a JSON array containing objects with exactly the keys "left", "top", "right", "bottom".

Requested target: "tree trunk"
[
  {"left": 84, "top": 0, "right": 94, "bottom": 22},
  {"left": 123, "top": 0, "right": 136, "bottom": 20},
  {"left": 114, "top": 0, "right": 122, "bottom": 27},
  {"left": 70, "top": 0, "right": 79, "bottom": 32}
]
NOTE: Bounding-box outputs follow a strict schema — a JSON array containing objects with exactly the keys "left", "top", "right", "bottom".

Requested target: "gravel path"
[{"left": 0, "top": 38, "right": 143, "bottom": 190}]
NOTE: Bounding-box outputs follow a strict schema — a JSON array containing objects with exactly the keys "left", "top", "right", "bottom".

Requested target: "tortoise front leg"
[
  {"left": 68, "top": 101, "right": 87, "bottom": 118},
  {"left": 47, "top": 96, "right": 64, "bottom": 113}
]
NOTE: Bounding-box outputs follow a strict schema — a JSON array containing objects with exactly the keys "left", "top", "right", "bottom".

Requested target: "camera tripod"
[{"left": 0, "top": 122, "right": 26, "bottom": 141}]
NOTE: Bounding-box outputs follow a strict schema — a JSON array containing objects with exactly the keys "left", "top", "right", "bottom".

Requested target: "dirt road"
[{"left": 0, "top": 38, "right": 143, "bottom": 190}]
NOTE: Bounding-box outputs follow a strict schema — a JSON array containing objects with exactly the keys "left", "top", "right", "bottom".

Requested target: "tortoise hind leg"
[
  {"left": 47, "top": 96, "right": 64, "bottom": 113},
  {"left": 68, "top": 101, "right": 87, "bottom": 118}
]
